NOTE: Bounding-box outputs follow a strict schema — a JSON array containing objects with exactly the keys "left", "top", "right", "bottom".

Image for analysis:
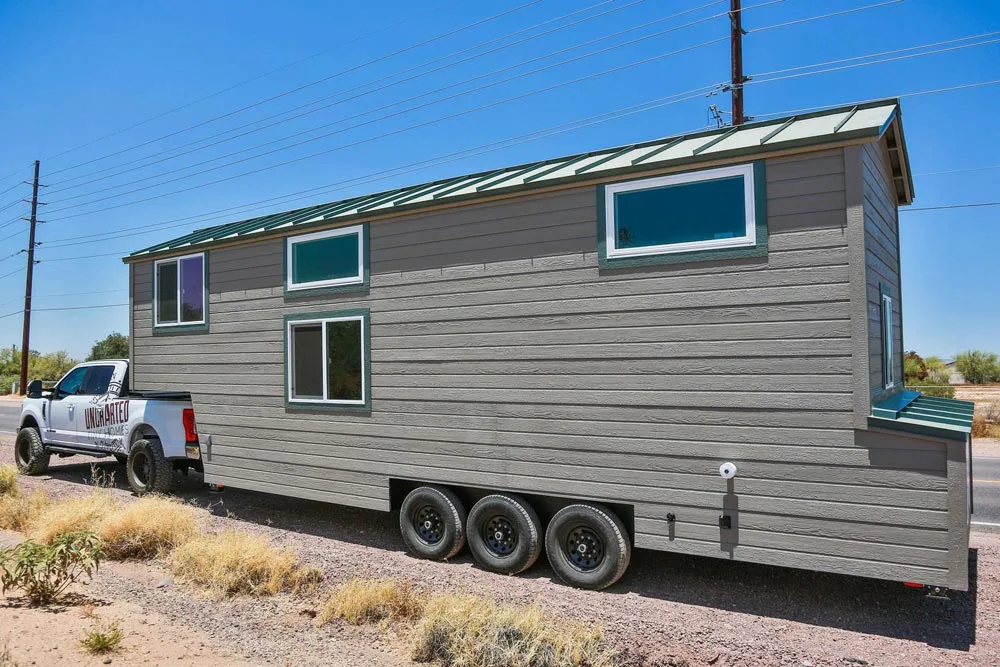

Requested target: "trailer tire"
[
  {"left": 126, "top": 439, "right": 174, "bottom": 495},
  {"left": 467, "top": 494, "right": 542, "bottom": 575},
  {"left": 399, "top": 485, "right": 466, "bottom": 561},
  {"left": 545, "top": 503, "right": 631, "bottom": 590},
  {"left": 14, "top": 427, "right": 49, "bottom": 475}
]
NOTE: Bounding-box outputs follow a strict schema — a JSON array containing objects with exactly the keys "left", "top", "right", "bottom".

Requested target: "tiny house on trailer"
[{"left": 124, "top": 99, "right": 975, "bottom": 591}]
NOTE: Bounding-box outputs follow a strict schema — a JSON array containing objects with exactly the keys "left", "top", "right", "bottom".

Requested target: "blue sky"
[{"left": 0, "top": 0, "right": 997, "bottom": 360}]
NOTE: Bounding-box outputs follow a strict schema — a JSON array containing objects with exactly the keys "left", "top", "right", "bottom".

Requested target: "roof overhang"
[{"left": 869, "top": 390, "right": 973, "bottom": 442}]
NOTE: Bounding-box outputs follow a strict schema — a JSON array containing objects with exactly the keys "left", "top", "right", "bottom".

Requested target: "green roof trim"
[
  {"left": 126, "top": 98, "right": 912, "bottom": 262},
  {"left": 868, "top": 390, "right": 975, "bottom": 442}
]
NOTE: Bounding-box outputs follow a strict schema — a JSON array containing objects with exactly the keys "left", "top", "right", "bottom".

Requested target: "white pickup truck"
[{"left": 15, "top": 360, "right": 202, "bottom": 494}]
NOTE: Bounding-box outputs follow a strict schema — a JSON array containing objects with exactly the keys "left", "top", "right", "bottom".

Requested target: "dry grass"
[
  {"left": 412, "top": 593, "right": 620, "bottom": 667},
  {"left": 319, "top": 579, "right": 428, "bottom": 626},
  {"left": 972, "top": 402, "right": 1000, "bottom": 439},
  {"left": 0, "top": 465, "right": 17, "bottom": 497},
  {"left": 27, "top": 491, "right": 116, "bottom": 545},
  {"left": 79, "top": 619, "right": 124, "bottom": 654},
  {"left": 169, "top": 529, "right": 322, "bottom": 597},
  {"left": 0, "top": 490, "right": 50, "bottom": 532},
  {"left": 97, "top": 496, "right": 198, "bottom": 560}
]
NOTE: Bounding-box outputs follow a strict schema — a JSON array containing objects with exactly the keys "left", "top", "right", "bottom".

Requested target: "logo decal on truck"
[{"left": 83, "top": 400, "right": 130, "bottom": 430}]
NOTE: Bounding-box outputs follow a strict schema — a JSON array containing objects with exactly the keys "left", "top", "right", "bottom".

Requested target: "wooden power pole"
[
  {"left": 18, "top": 160, "right": 40, "bottom": 395},
  {"left": 730, "top": 0, "right": 746, "bottom": 125}
]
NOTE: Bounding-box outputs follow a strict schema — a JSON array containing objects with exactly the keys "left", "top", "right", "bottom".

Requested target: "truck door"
[
  {"left": 76, "top": 364, "right": 127, "bottom": 454},
  {"left": 46, "top": 366, "right": 89, "bottom": 446}
]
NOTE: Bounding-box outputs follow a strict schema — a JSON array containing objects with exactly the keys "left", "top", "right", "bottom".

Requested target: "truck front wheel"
[
  {"left": 126, "top": 439, "right": 174, "bottom": 495},
  {"left": 14, "top": 427, "right": 50, "bottom": 475}
]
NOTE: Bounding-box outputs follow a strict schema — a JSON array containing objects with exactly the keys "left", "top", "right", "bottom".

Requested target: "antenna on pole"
[{"left": 730, "top": 0, "right": 747, "bottom": 125}]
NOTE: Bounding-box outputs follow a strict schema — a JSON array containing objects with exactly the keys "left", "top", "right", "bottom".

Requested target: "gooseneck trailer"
[{"left": 111, "top": 100, "right": 972, "bottom": 590}]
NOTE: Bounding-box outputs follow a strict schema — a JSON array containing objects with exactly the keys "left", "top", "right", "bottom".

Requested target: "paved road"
[
  {"left": 1, "top": 397, "right": 998, "bottom": 530},
  {"left": 0, "top": 402, "right": 19, "bottom": 435},
  {"left": 973, "top": 455, "right": 1000, "bottom": 530}
]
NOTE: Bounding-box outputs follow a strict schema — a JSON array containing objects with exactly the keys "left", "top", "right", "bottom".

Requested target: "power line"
[
  {"left": 43, "top": 0, "right": 547, "bottom": 177},
  {"left": 0, "top": 287, "right": 128, "bottom": 310},
  {"left": 0, "top": 303, "right": 129, "bottom": 321},
  {"left": 37, "top": 1, "right": 447, "bottom": 164},
  {"left": 752, "top": 80, "right": 1000, "bottom": 119},
  {"left": 42, "top": 0, "right": 885, "bottom": 222},
  {"left": 915, "top": 164, "right": 1000, "bottom": 177},
  {"left": 40, "top": 83, "right": 722, "bottom": 251},
  {"left": 903, "top": 202, "right": 1000, "bottom": 212},
  {"left": 45, "top": 0, "right": 741, "bottom": 205},
  {"left": 46, "top": 0, "right": 658, "bottom": 192},
  {"left": 747, "top": 35, "right": 1000, "bottom": 86}
]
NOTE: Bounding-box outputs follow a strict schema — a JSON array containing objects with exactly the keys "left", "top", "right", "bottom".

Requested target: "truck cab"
[{"left": 15, "top": 360, "right": 201, "bottom": 494}]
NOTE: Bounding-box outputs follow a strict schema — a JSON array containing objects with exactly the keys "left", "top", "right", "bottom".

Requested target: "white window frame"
[
  {"left": 604, "top": 163, "right": 756, "bottom": 259},
  {"left": 286, "top": 314, "right": 366, "bottom": 406},
  {"left": 286, "top": 225, "right": 364, "bottom": 291},
  {"left": 882, "top": 292, "right": 895, "bottom": 390},
  {"left": 153, "top": 252, "right": 206, "bottom": 327}
]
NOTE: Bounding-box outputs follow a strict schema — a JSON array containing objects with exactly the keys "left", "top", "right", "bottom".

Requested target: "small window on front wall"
[
  {"left": 286, "top": 311, "right": 368, "bottom": 408},
  {"left": 154, "top": 253, "right": 205, "bottom": 327},
  {"left": 286, "top": 225, "right": 365, "bottom": 292},
  {"left": 881, "top": 291, "right": 896, "bottom": 390},
  {"left": 603, "top": 163, "right": 758, "bottom": 260}
]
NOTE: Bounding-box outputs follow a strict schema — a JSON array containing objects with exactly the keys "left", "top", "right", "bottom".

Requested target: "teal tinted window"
[
  {"left": 291, "top": 232, "right": 360, "bottom": 285},
  {"left": 327, "top": 319, "right": 363, "bottom": 401},
  {"left": 156, "top": 261, "right": 178, "bottom": 324},
  {"left": 613, "top": 176, "right": 747, "bottom": 249}
]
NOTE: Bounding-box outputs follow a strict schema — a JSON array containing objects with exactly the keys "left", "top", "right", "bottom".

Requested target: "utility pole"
[
  {"left": 18, "top": 160, "right": 40, "bottom": 395},
  {"left": 729, "top": 0, "right": 747, "bottom": 125}
]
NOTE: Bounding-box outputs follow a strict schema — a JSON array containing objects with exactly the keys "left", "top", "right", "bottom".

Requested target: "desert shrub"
[
  {"left": 28, "top": 492, "right": 116, "bottom": 545},
  {"left": 411, "top": 593, "right": 620, "bottom": 667},
  {"left": 0, "top": 465, "right": 17, "bottom": 497},
  {"left": 972, "top": 403, "right": 1000, "bottom": 439},
  {"left": 955, "top": 351, "right": 1000, "bottom": 384},
  {"left": 97, "top": 496, "right": 198, "bottom": 560},
  {"left": 0, "top": 491, "right": 50, "bottom": 532},
  {"left": 904, "top": 351, "right": 928, "bottom": 383},
  {"left": 320, "top": 579, "right": 427, "bottom": 626},
  {"left": 80, "top": 619, "right": 124, "bottom": 654},
  {"left": 0, "top": 532, "right": 102, "bottom": 605},
  {"left": 169, "top": 529, "right": 322, "bottom": 596}
]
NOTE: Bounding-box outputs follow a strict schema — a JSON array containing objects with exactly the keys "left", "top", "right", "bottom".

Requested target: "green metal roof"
[
  {"left": 869, "top": 390, "right": 975, "bottom": 441},
  {"left": 126, "top": 98, "right": 912, "bottom": 262}
]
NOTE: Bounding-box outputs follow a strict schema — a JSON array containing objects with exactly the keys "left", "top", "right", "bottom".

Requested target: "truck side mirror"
[{"left": 26, "top": 379, "right": 43, "bottom": 398}]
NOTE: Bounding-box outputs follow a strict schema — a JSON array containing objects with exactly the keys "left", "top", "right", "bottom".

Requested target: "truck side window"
[
  {"left": 54, "top": 367, "right": 88, "bottom": 399},
  {"left": 81, "top": 366, "right": 116, "bottom": 396}
]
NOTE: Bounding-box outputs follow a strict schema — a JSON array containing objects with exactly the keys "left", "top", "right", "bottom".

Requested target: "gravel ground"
[{"left": 2, "top": 434, "right": 998, "bottom": 667}]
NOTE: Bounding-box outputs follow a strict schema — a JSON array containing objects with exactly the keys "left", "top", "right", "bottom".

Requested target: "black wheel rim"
[
  {"left": 482, "top": 514, "right": 518, "bottom": 557},
  {"left": 413, "top": 504, "right": 444, "bottom": 545},
  {"left": 565, "top": 525, "right": 604, "bottom": 571},
  {"left": 132, "top": 452, "right": 151, "bottom": 487},
  {"left": 15, "top": 438, "right": 30, "bottom": 466}
]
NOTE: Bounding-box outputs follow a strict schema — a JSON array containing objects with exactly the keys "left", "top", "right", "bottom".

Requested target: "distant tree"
[
  {"left": 954, "top": 350, "right": 1000, "bottom": 384},
  {"left": 32, "top": 351, "right": 77, "bottom": 381},
  {"left": 909, "top": 354, "right": 955, "bottom": 398},
  {"left": 86, "top": 332, "right": 129, "bottom": 362},
  {"left": 903, "top": 351, "right": 928, "bottom": 383}
]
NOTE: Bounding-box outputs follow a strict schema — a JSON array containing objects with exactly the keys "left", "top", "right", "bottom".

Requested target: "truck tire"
[
  {"left": 399, "top": 485, "right": 466, "bottom": 561},
  {"left": 14, "top": 427, "right": 50, "bottom": 475},
  {"left": 545, "top": 503, "right": 631, "bottom": 590},
  {"left": 126, "top": 439, "right": 174, "bottom": 495},
  {"left": 467, "top": 494, "right": 542, "bottom": 575}
]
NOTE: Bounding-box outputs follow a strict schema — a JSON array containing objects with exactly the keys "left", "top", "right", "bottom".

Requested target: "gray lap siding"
[{"left": 130, "top": 146, "right": 953, "bottom": 585}]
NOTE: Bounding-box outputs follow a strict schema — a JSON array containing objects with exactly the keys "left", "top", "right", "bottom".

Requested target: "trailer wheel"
[
  {"left": 467, "top": 494, "right": 542, "bottom": 575},
  {"left": 545, "top": 503, "right": 631, "bottom": 590},
  {"left": 399, "top": 485, "right": 466, "bottom": 560},
  {"left": 14, "top": 427, "right": 50, "bottom": 475},
  {"left": 126, "top": 439, "right": 174, "bottom": 495}
]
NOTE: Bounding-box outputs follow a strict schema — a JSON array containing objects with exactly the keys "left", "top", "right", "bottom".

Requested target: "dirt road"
[{"left": 1, "top": 435, "right": 998, "bottom": 667}]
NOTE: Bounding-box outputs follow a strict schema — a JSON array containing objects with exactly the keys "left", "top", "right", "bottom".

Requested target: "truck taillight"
[{"left": 182, "top": 408, "right": 198, "bottom": 443}]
